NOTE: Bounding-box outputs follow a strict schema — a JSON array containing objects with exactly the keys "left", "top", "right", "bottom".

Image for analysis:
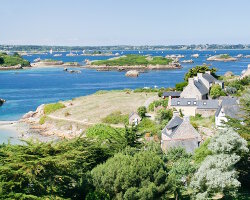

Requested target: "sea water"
[{"left": 0, "top": 50, "right": 249, "bottom": 143}]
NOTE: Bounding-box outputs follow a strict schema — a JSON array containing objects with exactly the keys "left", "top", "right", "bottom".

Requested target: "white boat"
[
  {"left": 49, "top": 48, "right": 53, "bottom": 54},
  {"left": 53, "top": 54, "right": 62, "bottom": 57},
  {"left": 66, "top": 51, "right": 76, "bottom": 56},
  {"left": 34, "top": 58, "right": 41, "bottom": 62}
]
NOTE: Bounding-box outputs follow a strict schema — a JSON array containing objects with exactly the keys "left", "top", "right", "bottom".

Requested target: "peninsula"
[{"left": 85, "top": 54, "right": 181, "bottom": 71}]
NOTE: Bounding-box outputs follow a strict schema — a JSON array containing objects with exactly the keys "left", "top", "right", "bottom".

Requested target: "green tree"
[
  {"left": 137, "top": 106, "right": 147, "bottom": 118},
  {"left": 175, "top": 81, "right": 188, "bottom": 91},
  {"left": 0, "top": 57, "right": 4, "bottom": 65},
  {"left": 156, "top": 109, "right": 173, "bottom": 124},
  {"left": 191, "top": 128, "right": 248, "bottom": 199},
  {"left": 184, "top": 65, "right": 217, "bottom": 81},
  {"left": 90, "top": 150, "right": 168, "bottom": 200},
  {"left": 210, "top": 84, "right": 225, "bottom": 99},
  {"left": 193, "top": 139, "right": 212, "bottom": 164},
  {"left": 0, "top": 138, "right": 112, "bottom": 199}
]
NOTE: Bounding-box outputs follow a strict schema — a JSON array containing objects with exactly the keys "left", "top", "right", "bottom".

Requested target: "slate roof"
[
  {"left": 171, "top": 98, "right": 219, "bottom": 109},
  {"left": 202, "top": 73, "right": 217, "bottom": 83},
  {"left": 166, "top": 116, "right": 183, "bottom": 129},
  {"left": 194, "top": 80, "right": 209, "bottom": 95},
  {"left": 162, "top": 91, "right": 181, "bottom": 97},
  {"left": 197, "top": 100, "right": 219, "bottom": 109},
  {"left": 215, "top": 97, "right": 241, "bottom": 119}
]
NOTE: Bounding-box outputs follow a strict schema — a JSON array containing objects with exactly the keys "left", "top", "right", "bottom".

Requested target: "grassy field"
[
  {"left": 91, "top": 54, "right": 173, "bottom": 66},
  {"left": 46, "top": 91, "right": 158, "bottom": 128}
]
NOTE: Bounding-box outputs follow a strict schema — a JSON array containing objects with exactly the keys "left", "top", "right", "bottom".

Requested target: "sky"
[{"left": 1, "top": 0, "right": 250, "bottom": 46}]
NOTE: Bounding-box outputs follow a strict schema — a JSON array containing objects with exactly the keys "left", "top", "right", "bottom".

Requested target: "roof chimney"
[
  {"left": 173, "top": 111, "right": 179, "bottom": 117},
  {"left": 183, "top": 116, "right": 190, "bottom": 122},
  {"left": 197, "top": 73, "right": 203, "bottom": 79},
  {"left": 188, "top": 78, "right": 194, "bottom": 84},
  {"left": 205, "top": 71, "right": 211, "bottom": 75}
]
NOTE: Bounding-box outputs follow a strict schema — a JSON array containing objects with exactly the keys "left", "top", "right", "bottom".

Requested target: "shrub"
[
  {"left": 44, "top": 102, "right": 65, "bottom": 114},
  {"left": 102, "top": 111, "right": 129, "bottom": 124},
  {"left": 210, "top": 84, "right": 225, "bottom": 99},
  {"left": 184, "top": 65, "right": 217, "bottom": 81},
  {"left": 156, "top": 109, "right": 173, "bottom": 124},
  {"left": 137, "top": 106, "right": 147, "bottom": 118}
]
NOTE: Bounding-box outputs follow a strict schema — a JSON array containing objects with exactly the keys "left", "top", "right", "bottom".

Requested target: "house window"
[
  {"left": 177, "top": 101, "right": 180, "bottom": 105},
  {"left": 187, "top": 101, "right": 191, "bottom": 105},
  {"left": 193, "top": 101, "right": 197, "bottom": 105}
]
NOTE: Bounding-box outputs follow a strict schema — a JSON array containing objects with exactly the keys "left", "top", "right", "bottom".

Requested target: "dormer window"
[
  {"left": 203, "top": 102, "right": 207, "bottom": 105},
  {"left": 177, "top": 101, "right": 180, "bottom": 105},
  {"left": 187, "top": 101, "right": 191, "bottom": 105},
  {"left": 193, "top": 101, "right": 197, "bottom": 105}
]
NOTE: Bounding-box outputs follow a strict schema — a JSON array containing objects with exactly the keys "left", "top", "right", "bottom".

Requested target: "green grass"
[
  {"left": 219, "top": 54, "right": 231, "bottom": 59},
  {"left": 102, "top": 111, "right": 129, "bottom": 124},
  {"left": 190, "top": 114, "right": 215, "bottom": 129},
  {"left": 0, "top": 53, "right": 30, "bottom": 67},
  {"left": 91, "top": 54, "right": 173, "bottom": 66},
  {"left": 39, "top": 115, "right": 47, "bottom": 125},
  {"left": 44, "top": 102, "right": 65, "bottom": 115}
]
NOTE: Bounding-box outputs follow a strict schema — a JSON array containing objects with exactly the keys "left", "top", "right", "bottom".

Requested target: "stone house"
[
  {"left": 129, "top": 112, "right": 141, "bottom": 126},
  {"left": 180, "top": 71, "right": 224, "bottom": 100},
  {"left": 161, "top": 112, "right": 201, "bottom": 153},
  {"left": 215, "top": 97, "right": 241, "bottom": 128},
  {"left": 170, "top": 98, "right": 219, "bottom": 117}
]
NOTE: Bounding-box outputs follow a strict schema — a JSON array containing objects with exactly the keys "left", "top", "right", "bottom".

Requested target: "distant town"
[{"left": 0, "top": 44, "right": 250, "bottom": 52}]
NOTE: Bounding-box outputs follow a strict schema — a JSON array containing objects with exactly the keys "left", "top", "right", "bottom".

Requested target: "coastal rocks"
[
  {"left": 191, "top": 54, "right": 199, "bottom": 58},
  {"left": 125, "top": 70, "right": 139, "bottom": 77},
  {"left": 31, "top": 60, "right": 64, "bottom": 67},
  {"left": 21, "top": 104, "right": 45, "bottom": 122},
  {"left": 224, "top": 71, "right": 234, "bottom": 77},
  {"left": 0, "top": 98, "right": 6, "bottom": 106},
  {"left": 207, "top": 54, "right": 237, "bottom": 62},
  {"left": 236, "top": 54, "right": 243, "bottom": 58},
  {"left": 240, "top": 64, "right": 250, "bottom": 79},
  {"left": 181, "top": 59, "right": 194, "bottom": 63},
  {"left": 245, "top": 55, "right": 250, "bottom": 58},
  {"left": 63, "top": 68, "right": 81, "bottom": 73},
  {"left": 0, "top": 64, "right": 23, "bottom": 70},
  {"left": 62, "top": 62, "right": 80, "bottom": 67}
]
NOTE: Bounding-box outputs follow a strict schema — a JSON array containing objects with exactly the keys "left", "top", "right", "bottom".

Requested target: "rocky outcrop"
[
  {"left": 21, "top": 104, "right": 45, "bottom": 123},
  {"left": 125, "top": 70, "right": 139, "bottom": 77},
  {"left": 181, "top": 59, "right": 194, "bottom": 63},
  {"left": 0, "top": 99, "right": 6, "bottom": 106},
  {"left": 207, "top": 54, "right": 237, "bottom": 62},
  {"left": 224, "top": 71, "right": 234, "bottom": 77},
  {"left": 240, "top": 64, "right": 250, "bottom": 79},
  {"left": 62, "top": 62, "right": 80, "bottom": 67},
  {"left": 0, "top": 64, "right": 23, "bottom": 70},
  {"left": 31, "top": 60, "right": 63, "bottom": 67}
]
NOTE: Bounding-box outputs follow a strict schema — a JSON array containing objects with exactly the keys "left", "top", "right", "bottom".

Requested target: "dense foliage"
[
  {"left": 91, "top": 148, "right": 168, "bottom": 200},
  {"left": 209, "top": 84, "right": 226, "bottom": 99},
  {"left": 184, "top": 65, "right": 217, "bottom": 81},
  {"left": 91, "top": 54, "right": 173, "bottom": 66},
  {"left": 137, "top": 106, "right": 147, "bottom": 118},
  {"left": 0, "top": 52, "right": 30, "bottom": 67},
  {"left": 148, "top": 99, "right": 168, "bottom": 112}
]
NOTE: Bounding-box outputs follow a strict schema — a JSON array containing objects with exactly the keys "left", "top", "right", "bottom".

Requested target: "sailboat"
[{"left": 49, "top": 48, "right": 53, "bottom": 54}]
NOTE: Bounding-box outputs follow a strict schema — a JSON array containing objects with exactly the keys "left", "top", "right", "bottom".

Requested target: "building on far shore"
[
  {"left": 169, "top": 98, "right": 219, "bottom": 117},
  {"left": 129, "top": 112, "right": 141, "bottom": 126},
  {"left": 161, "top": 112, "right": 201, "bottom": 153}
]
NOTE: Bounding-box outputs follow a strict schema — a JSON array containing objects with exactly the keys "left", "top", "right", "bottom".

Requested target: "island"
[
  {"left": 207, "top": 54, "right": 237, "bottom": 62},
  {"left": 31, "top": 59, "right": 82, "bottom": 68},
  {"left": 85, "top": 54, "right": 181, "bottom": 71},
  {"left": 0, "top": 52, "right": 30, "bottom": 70}
]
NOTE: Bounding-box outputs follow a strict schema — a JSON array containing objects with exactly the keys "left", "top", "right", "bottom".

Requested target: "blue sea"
[{"left": 0, "top": 50, "right": 249, "bottom": 143}]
